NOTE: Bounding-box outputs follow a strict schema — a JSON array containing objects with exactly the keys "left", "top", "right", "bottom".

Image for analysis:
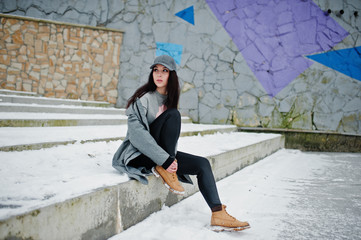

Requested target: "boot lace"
[
  {"left": 224, "top": 206, "right": 237, "bottom": 220},
  {"left": 171, "top": 172, "right": 178, "bottom": 182}
]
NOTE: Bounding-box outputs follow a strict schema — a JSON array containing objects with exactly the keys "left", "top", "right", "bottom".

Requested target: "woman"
[{"left": 112, "top": 55, "right": 250, "bottom": 231}]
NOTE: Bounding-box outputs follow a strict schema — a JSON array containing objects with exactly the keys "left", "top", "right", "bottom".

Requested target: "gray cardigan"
[{"left": 112, "top": 98, "right": 192, "bottom": 185}]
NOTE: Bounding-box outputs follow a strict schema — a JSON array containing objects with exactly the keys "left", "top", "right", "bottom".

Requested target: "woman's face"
[{"left": 153, "top": 64, "right": 169, "bottom": 94}]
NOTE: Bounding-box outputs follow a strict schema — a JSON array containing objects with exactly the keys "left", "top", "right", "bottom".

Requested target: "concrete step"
[
  {"left": 0, "top": 89, "right": 39, "bottom": 97},
  {"left": 0, "top": 94, "right": 112, "bottom": 108},
  {"left": 0, "top": 102, "right": 126, "bottom": 115},
  {"left": 0, "top": 92, "right": 193, "bottom": 127},
  {"left": 0, "top": 123, "right": 237, "bottom": 151},
  {"left": 0, "top": 112, "right": 191, "bottom": 128},
  {"left": 0, "top": 132, "right": 285, "bottom": 240},
  {"left": 0, "top": 112, "right": 128, "bottom": 127}
]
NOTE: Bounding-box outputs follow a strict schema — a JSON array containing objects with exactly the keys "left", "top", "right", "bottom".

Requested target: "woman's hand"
[{"left": 166, "top": 160, "right": 178, "bottom": 173}]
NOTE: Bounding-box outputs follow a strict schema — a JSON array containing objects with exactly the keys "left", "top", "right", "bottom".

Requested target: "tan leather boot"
[
  {"left": 152, "top": 164, "right": 185, "bottom": 195},
  {"left": 211, "top": 205, "right": 250, "bottom": 231}
]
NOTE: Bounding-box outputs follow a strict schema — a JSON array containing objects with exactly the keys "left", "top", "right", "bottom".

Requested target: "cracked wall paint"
[
  {"left": 0, "top": 0, "right": 360, "bottom": 134},
  {"left": 205, "top": 0, "right": 349, "bottom": 97}
]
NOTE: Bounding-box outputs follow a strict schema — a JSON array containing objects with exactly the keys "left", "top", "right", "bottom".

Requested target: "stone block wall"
[
  {"left": 0, "top": 14, "right": 123, "bottom": 104},
  {"left": 0, "top": 0, "right": 360, "bottom": 134}
]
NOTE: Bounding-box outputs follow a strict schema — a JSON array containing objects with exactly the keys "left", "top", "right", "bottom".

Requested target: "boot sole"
[
  {"left": 151, "top": 167, "right": 185, "bottom": 195},
  {"left": 210, "top": 225, "right": 251, "bottom": 232}
]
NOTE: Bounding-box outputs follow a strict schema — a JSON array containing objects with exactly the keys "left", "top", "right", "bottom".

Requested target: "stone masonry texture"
[
  {"left": 0, "top": 14, "right": 123, "bottom": 104},
  {"left": 0, "top": 0, "right": 360, "bottom": 134}
]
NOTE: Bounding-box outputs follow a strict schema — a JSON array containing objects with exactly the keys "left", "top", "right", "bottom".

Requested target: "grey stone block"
[
  {"left": 152, "top": 22, "right": 170, "bottom": 43},
  {"left": 2, "top": 0, "right": 17, "bottom": 11},
  {"left": 212, "top": 27, "right": 230, "bottom": 48},
  {"left": 150, "top": 3, "right": 173, "bottom": 22},
  {"left": 216, "top": 69, "right": 233, "bottom": 80},
  {"left": 199, "top": 103, "right": 212, "bottom": 123},
  {"left": 291, "top": 112, "right": 313, "bottom": 130},
  {"left": 190, "top": 9, "right": 217, "bottom": 35},
  {"left": 27, "top": 6, "right": 45, "bottom": 19},
  {"left": 259, "top": 102, "right": 274, "bottom": 117},
  {"left": 186, "top": 57, "right": 206, "bottom": 72},
  {"left": 219, "top": 48, "right": 236, "bottom": 63},
  {"left": 178, "top": 68, "right": 195, "bottom": 83},
  {"left": 313, "top": 112, "right": 343, "bottom": 131},
  {"left": 293, "top": 93, "right": 314, "bottom": 113},
  {"left": 179, "top": 88, "right": 198, "bottom": 109},
  {"left": 108, "top": 0, "right": 125, "bottom": 18},
  {"left": 234, "top": 108, "right": 260, "bottom": 127},
  {"left": 212, "top": 104, "right": 230, "bottom": 124},
  {"left": 221, "top": 90, "right": 237, "bottom": 106},
  {"left": 123, "top": 12, "right": 137, "bottom": 23},
  {"left": 211, "top": 88, "right": 221, "bottom": 99},
  {"left": 170, "top": 24, "right": 187, "bottom": 44},
  {"left": 124, "top": 24, "right": 141, "bottom": 51},
  {"left": 344, "top": 98, "right": 361, "bottom": 112},
  {"left": 314, "top": 98, "right": 332, "bottom": 114},
  {"left": 186, "top": 35, "right": 204, "bottom": 59},
  {"left": 341, "top": 113, "right": 360, "bottom": 132},
  {"left": 207, "top": 54, "right": 218, "bottom": 69},
  {"left": 279, "top": 95, "right": 296, "bottom": 113},
  {"left": 204, "top": 67, "right": 217, "bottom": 83},
  {"left": 238, "top": 92, "right": 258, "bottom": 108},
  {"left": 194, "top": 72, "right": 204, "bottom": 84},
  {"left": 201, "top": 92, "right": 219, "bottom": 108}
]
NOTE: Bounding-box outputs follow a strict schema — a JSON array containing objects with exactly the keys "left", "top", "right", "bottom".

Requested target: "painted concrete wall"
[{"left": 1, "top": 0, "right": 360, "bottom": 134}]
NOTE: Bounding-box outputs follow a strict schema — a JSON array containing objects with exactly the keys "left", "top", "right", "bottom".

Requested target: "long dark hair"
[{"left": 126, "top": 69, "right": 180, "bottom": 109}]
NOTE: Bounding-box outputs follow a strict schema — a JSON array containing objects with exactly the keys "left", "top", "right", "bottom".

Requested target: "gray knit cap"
[{"left": 150, "top": 55, "right": 177, "bottom": 71}]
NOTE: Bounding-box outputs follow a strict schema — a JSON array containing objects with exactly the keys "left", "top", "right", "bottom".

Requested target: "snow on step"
[
  {"left": 0, "top": 89, "right": 38, "bottom": 97},
  {"left": 0, "top": 123, "right": 236, "bottom": 149},
  {"left": 0, "top": 112, "right": 127, "bottom": 120},
  {"left": 0, "top": 102, "right": 125, "bottom": 115},
  {"left": 0, "top": 94, "right": 111, "bottom": 107},
  {"left": 0, "top": 112, "right": 128, "bottom": 127},
  {"left": 0, "top": 132, "right": 280, "bottom": 220}
]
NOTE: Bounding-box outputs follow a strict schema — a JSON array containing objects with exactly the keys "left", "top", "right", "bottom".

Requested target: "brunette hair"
[{"left": 126, "top": 69, "right": 180, "bottom": 109}]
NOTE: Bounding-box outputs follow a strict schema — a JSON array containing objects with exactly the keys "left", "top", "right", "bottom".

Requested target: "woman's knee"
[
  {"left": 166, "top": 108, "right": 180, "bottom": 120},
  {"left": 197, "top": 157, "right": 212, "bottom": 172}
]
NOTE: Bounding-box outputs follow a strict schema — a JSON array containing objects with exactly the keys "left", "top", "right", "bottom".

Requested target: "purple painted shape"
[{"left": 206, "top": 0, "right": 349, "bottom": 97}]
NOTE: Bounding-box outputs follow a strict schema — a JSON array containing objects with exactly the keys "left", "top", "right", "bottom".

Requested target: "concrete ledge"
[
  {"left": 0, "top": 126, "right": 236, "bottom": 152},
  {"left": 0, "top": 140, "right": 77, "bottom": 152},
  {"left": 240, "top": 127, "right": 361, "bottom": 153},
  {"left": 0, "top": 118, "right": 128, "bottom": 127},
  {"left": 0, "top": 95, "right": 112, "bottom": 108},
  {"left": 0, "top": 187, "right": 119, "bottom": 240},
  {"left": 0, "top": 13, "right": 124, "bottom": 33},
  {"left": 210, "top": 135, "right": 286, "bottom": 181},
  {"left": 0, "top": 135, "right": 284, "bottom": 240},
  {"left": 0, "top": 90, "right": 39, "bottom": 97},
  {"left": 0, "top": 104, "right": 126, "bottom": 115}
]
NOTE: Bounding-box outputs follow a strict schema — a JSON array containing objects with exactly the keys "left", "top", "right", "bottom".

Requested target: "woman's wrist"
[{"left": 162, "top": 156, "right": 175, "bottom": 169}]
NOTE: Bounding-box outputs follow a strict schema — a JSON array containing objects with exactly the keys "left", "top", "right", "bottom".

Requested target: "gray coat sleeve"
[{"left": 127, "top": 101, "right": 170, "bottom": 166}]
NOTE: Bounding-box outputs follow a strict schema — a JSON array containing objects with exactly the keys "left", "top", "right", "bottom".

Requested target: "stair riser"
[
  {"left": 0, "top": 95, "right": 111, "bottom": 108},
  {"left": 0, "top": 127, "right": 234, "bottom": 152},
  {"left": 0, "top": 90, "right": 38, "bottom": 97},
  {"left": 0, "top": 105, "right": 125, "bottom": 115},
  {"left": 0, "top": 119, "right": 128, "bottom": 127}
]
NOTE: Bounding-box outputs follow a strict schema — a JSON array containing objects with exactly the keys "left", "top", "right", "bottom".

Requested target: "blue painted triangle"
[
  {"left": 175, "top": 6, "right": 194, "bottom": 25},
  {"left": 156, "top": 42, "right": 183, "bottom": 65},
  {"left": 307, "top": 46, "right": 361, "bottom": 81}
]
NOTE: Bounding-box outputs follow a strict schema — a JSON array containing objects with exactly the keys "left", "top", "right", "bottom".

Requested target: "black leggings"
[{"left": 128, "top": 108, "right": 222, "bottom": 209}]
